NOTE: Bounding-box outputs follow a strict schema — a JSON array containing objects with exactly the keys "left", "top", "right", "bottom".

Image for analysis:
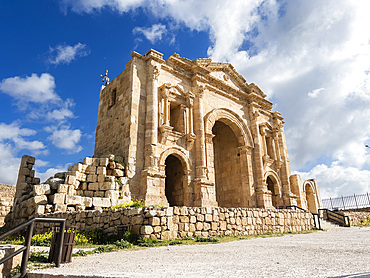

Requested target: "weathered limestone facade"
[
  {"left": 95, "top": 49, "right": 321, "bottom": 212},
  {"left": 5, "top": 50, "right": 322, "bottom": 230}
]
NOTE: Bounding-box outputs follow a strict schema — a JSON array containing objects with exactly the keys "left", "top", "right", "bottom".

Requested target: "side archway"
[
  {"left": 264, "top": 171, "right": 282, "bottom": 208},
  {"left": 304, "top": 181, "right": 318, "bottom": 213},
  {"left": 159, "top": 147, "right": 192, "bottom": 206}
]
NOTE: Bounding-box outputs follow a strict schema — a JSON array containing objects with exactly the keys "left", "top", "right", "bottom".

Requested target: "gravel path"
[{"left": 29, "top": 226, "right": 370, "bottom": 278}]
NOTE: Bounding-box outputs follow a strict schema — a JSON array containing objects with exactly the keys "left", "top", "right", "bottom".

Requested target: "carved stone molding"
[{"left": 159, "top": 124, "right": 173, "bottom": 144}]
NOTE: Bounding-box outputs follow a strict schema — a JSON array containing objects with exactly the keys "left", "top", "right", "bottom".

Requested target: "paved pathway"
[{"left": 29, "top": 226, "right": 370, "bottom": 278}]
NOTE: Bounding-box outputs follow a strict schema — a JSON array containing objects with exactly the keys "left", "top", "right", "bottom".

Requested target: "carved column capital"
[{"left": 205, "top": 132, "right": 215, "bottom": 144}]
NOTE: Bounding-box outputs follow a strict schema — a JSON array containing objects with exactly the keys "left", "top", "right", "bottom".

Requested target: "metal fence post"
[
  {"left": 354, "top": 193, "right": 358, "bottom": 209},
  {"left": 330, "top": 197, "right": 333, "bottom": 210},
  {"left": 367, "top": 192, "right": 370, "bottom": 207},
  {"left": 20, "top": 221, "right": 34, "bottom": 277},
  {"left": 341, "top": 196, "right": 345, "bottom": 210}
]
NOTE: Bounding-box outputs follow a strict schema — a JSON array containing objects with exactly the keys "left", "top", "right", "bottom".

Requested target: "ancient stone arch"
[
  {"left": 158, "top": 147, "right": 192, "bottom": 172},
  {"left": 304, "top": 181, "right": 318, "bottom": 213},
  {"left": 204, "top": 108, "right": 253, "bottom": 148},
  {"left": 264, "top": 171, "right": 282, "bottom": 208},
  {"left": 158, "top": 147, "right": 192, "bottom": 206},
  {"left": 203, "top": 108, "right": 254, "bottom": 208}
]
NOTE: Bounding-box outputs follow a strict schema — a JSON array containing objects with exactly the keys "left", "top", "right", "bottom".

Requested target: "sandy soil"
[{"left": 29, "top": 226, "right": 370, "bottom": 278}]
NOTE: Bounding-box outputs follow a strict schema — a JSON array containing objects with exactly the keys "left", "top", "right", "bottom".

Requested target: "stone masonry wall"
[
  {"left": 35, "top": 206, "right": 314, "bottom": 240},
  {"left": 343, "top": 208, "right": 370, "bottom": 226},
  {"left": 0, "top": 184, "right": 16, "bottom": 227},
  {"left": 5, "top": 155, "right": 131, "bottom": 228}
]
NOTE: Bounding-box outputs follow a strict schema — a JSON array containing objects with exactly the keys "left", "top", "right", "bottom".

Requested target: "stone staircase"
[{"left": 320, "top": 219, "right": 341, "bottom": 230}]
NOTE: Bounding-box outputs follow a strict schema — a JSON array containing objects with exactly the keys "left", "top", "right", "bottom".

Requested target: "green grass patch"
[{"left": 361, "top": 216, "right": 370, "bottom": 226}]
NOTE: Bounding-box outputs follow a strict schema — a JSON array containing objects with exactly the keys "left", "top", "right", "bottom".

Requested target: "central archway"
[
  {"left": 212, "top": 121, "right": 243, "bottom": 207},
  {"left": 165, "top": 155, "right": 184, "bottom": 206}
]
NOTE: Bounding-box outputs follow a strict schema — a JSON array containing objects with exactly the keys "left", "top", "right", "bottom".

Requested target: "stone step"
[{"left": 320, "top": 219, "right": 341, "bottom": 230}]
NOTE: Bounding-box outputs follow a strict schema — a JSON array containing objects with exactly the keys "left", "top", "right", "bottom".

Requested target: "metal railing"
[
  {"left": 322, "top": 193, "right": 370, "bottom": 210},
  {"left": 0, "top": 217, "right": 66, "bottom": 278},
  {"left": 319, "top": 209, "right": 350, "bottom": 227}
]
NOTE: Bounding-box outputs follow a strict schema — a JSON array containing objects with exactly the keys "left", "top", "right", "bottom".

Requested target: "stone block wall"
[
  {"left": 0, "top": 184, "right": 15, "bottom": 227},
  {"left": 35, "top": 206, "right": 314, "bottom": 240},
  {"left": 343, "top": 208, "right": 370, "bottom": 226},
  {"left": 5, "top": 155, "right": 132, "bottom": 228}
]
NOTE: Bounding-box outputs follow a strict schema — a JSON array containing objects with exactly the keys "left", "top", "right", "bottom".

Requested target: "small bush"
[
  {"left": 74, "top": 249, "right": 87, "bottom": 257},
  {"left": 93, "top": 245, "right": 115, "bottom": 253},
  {"left": 361, "top": 216, "right": 370, "bottom": 226},
  {"left": 31, "top": 232, "right": 53, "bottom": 246},
  {"left": 74, "top": 232, "right": 89, "bottom": 245},
  {"left": 137, "top": 237, "right": 158, "bottom": 247},
  {"left": 0, "top": 234, "right": 24, "bottom": 245},
  {"left": 114, "top": 239, "right": 132, "bottom": 249},
  {"left": 169, "top": 240, "right": 183, "bottom": 245},
  {"left": 77, "top": 229, "right": 116, "bottom": 245},
  {"left": 121, "top": 231, "right": 140, "bottom": 245},
  {"left": 195, "top": 236, "right": 219, "bottom": 243},
  {"left": 29, "top": 251, "right": 49, "bottom": 263}
]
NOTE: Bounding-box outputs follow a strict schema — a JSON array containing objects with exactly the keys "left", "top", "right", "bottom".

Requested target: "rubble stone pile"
[{"left": 5, "top": 154, "right": 131, "bottom": 228}]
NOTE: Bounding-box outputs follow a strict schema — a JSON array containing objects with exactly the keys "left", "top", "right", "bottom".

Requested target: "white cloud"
[
  {"left": 0, "top": 143, "right": 21, "bottom": 185},
  {"left": 0, "top": 122, "right": 46, "bottom": 152},
  {"left": 46, "top": 98, "right": 75, "bottom": 122},
  {"left": 36, "top": 165, "right": 68, "bottom": 184},
  {"left": 0, "top": 122, "right": 48, "bottom": 185},
  {"left": 61, "top": 0, "right": 370, "bottom": 197},
  {"left": 48, "top": 43, "right": 89, "bottom": 65},
  {"left": 133, "top": 24, "right": 167, "bottom": 43},
  {"left": 47, "top": 126, "right": 82, "bottom": 153},
  {"left": 0, "top": 73, "right": 59, "bottom": 104},
  {"left": 60, "top": 0, "right": 145, "bottom": 14},
  {"left": 297, "top": 163, "right": 370, "bottom": 199}
]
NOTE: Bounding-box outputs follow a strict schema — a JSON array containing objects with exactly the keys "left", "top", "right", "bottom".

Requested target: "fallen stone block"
[
  {"left": 66, "top": 195, "right": 82, "bottom": 205},
  {"left": 33, "top": 184, "right": 51, "bottom": 196}
]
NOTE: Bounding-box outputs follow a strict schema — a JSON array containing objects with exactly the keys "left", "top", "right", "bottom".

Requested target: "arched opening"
[
  {"left": 165, "top": 155, "right": 184, "bottom": 206},
  {"left": 305, "top": 184, "right": 317, "bottom": 213},
  {"left": 266, "top": 176, "right": 278, "bottom": 208},
  {"left": 212, "top": 120, "right": 243, "bottom": 207}
]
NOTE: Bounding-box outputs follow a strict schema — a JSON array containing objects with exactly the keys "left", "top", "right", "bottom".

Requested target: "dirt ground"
[{"left": 28, "top": 226, "right": 370, "bottom": 278}]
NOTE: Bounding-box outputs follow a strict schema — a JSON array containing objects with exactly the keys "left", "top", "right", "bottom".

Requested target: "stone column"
[
  {"left": 179, "top": 104, "right": 187, "bottom": 133},
  {"left": 192, "top": 81, "right": 217, "bottom": 207},
  {"left": 238, "top": 146, "right": 254, "bottom": 207},
  {"left": 205, "top": 132, "right": 215, "bottom": 183},
  {"left": 248, "top": 103, "right": 270, "bottom": 208},
  {"left": 273, "top": 131, "right": 281, "bottom": 162},
  {"left": 277, "top": 126, "right": 296, "bottom": 206},
  {"left": 194, "top": 86, "right": 207, "bottom": 179},
  {"left": 141, "top": 50, "right": 165, "bottom": 204},
  {"left": 186, "top": 94, "right": 194, "bottom": 135},
  {"left": 144, "top": 61, "right": 160, "bottom": 169}
]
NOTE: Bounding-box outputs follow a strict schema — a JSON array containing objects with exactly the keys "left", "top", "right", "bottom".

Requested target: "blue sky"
[{"left": 1, "top": 0, "right": 370, "bottom": 199}]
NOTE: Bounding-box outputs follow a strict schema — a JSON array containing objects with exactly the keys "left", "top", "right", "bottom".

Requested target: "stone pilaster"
[
  {"left": 248, "top": 103, "right": 270, "bottom": 208},
  {"left": 192, "top": 80, "right": 217, "bottom": 207}
]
